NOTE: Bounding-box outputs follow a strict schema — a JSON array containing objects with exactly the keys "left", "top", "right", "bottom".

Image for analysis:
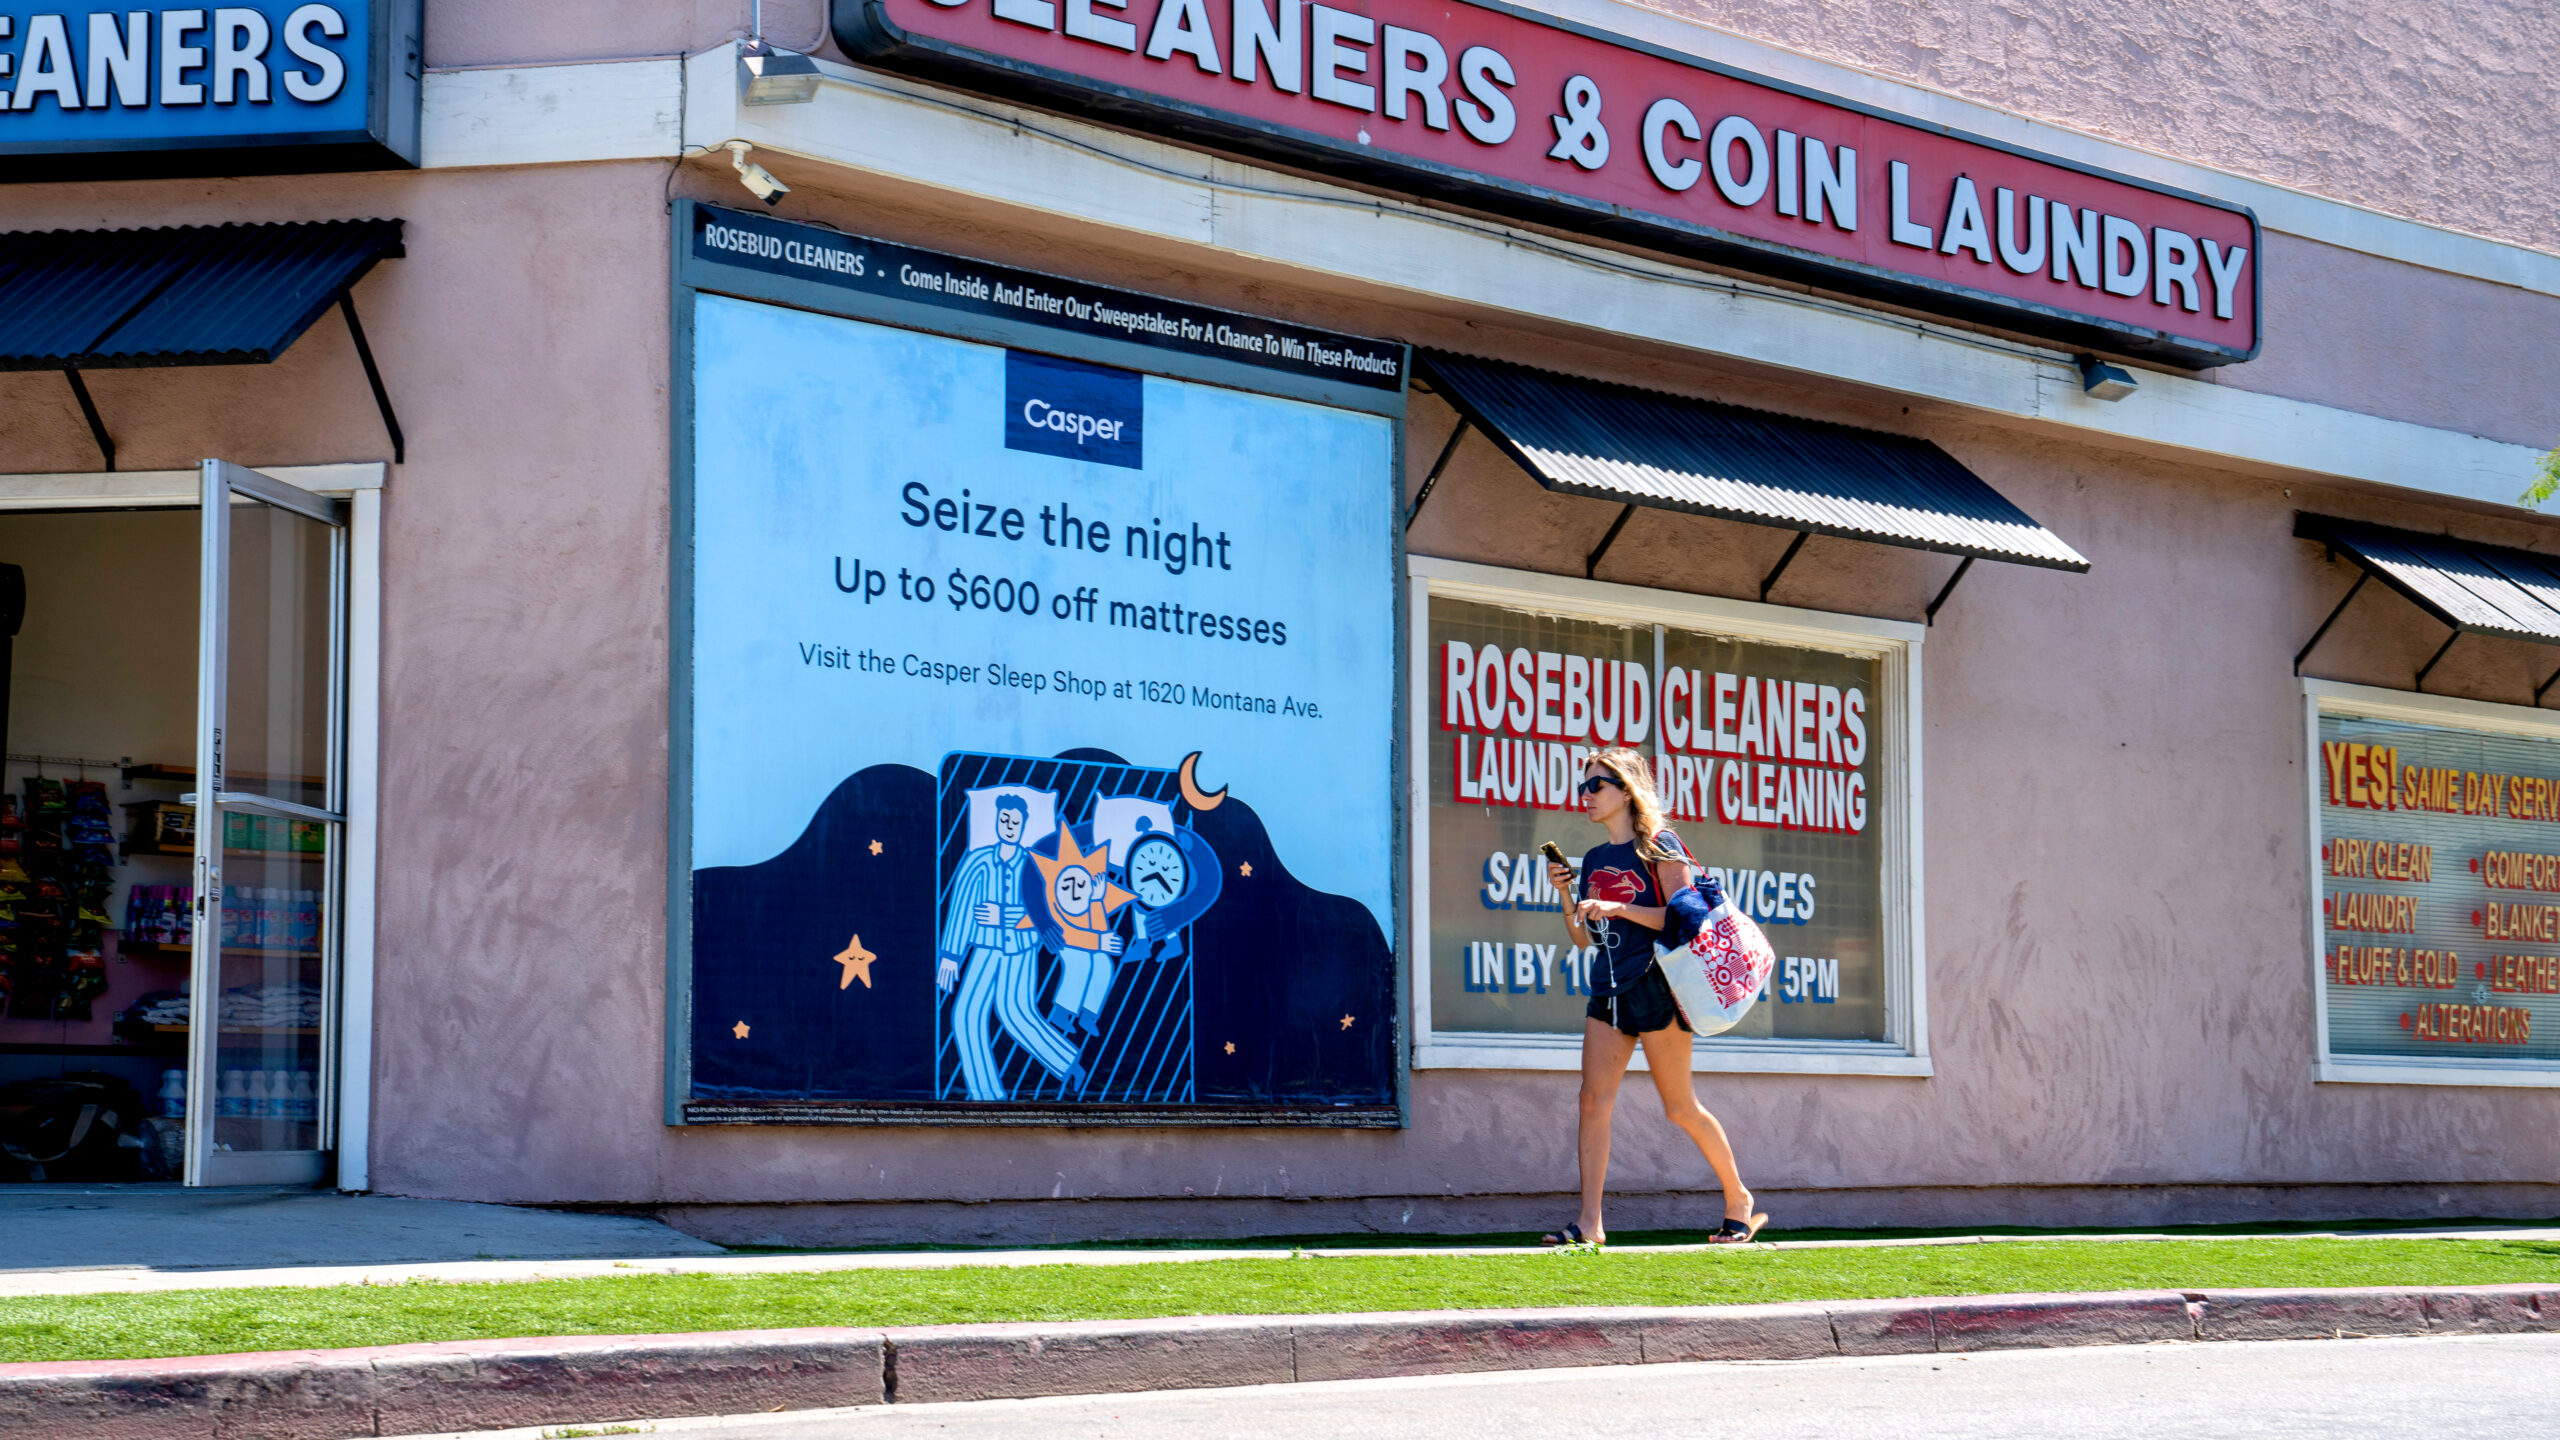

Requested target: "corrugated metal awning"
[
  {"left": 0, "top": 219, "right": 402, "bottom": 371},
  {"left": 0, "top": 219, "right": 405, "bottom": 469},
  {"left": 2295, "top": 513, "right": 2560, "bottom": 647},
  {"left": 1416, "top": 352, "right": 2089, "bottom": 573}
]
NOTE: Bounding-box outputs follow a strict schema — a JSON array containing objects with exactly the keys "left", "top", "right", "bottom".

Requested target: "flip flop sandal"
[
  {"left": 1541, "top": 1222, "right": 1596, "bottom": 1247},
  {"left": 1708, "top": 1213, "right": 1769, "bottom": 1244}
]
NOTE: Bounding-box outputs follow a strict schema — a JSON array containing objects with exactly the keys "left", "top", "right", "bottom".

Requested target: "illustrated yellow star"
[
  {"left": 1224, "top": 1041, "right": 1236, "bottom": 1054},
  {"left": 732, "top": 1020, "right": 751, "bottom": 1039},
  {"left": 1340, "top": 1014, "right": 1355, "bottom": 1030},
  {"left": 869, "top": 839, "right": 883, "bottom": 856},
  {"left": 1238, "top": 861, "right": 1253, "bottom": 877},
  {"left": 834, "top": 934, "right": 877, "bottom": 990}
]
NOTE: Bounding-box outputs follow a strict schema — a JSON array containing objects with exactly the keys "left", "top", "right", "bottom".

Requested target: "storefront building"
[{"left": 0, "top": 0, "right": 2553, "bottom": 1237}]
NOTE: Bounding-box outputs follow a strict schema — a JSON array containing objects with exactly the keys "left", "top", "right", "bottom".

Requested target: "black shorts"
[{"left": 1587, "top": 964, "right": 1691, "bottom": 1037}]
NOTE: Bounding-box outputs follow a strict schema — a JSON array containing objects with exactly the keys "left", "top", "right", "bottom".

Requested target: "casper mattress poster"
[{"left": 681, "top": 290, "right": 1398, "bottom": 1117}]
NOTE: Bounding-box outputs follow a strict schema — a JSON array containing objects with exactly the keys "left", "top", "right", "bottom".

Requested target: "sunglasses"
[{"left": 1577, "top": 775, "right": 1620, "bottom": 797}]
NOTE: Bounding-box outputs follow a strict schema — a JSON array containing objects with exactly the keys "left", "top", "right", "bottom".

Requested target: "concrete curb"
[{"left": 2, "top": 1285, "right": 2552, "bottom": 1438}]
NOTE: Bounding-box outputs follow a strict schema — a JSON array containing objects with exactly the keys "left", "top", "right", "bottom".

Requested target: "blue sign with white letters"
[
  {"left": 1004, "top": 350, "right": 1143, "bottom": 470},
  {"left": 0, "top": 0, "right": 418, "bottom": 178}
]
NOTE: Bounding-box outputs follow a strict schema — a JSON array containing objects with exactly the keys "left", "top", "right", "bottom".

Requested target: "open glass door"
[{"left": 185, "top": 461, "right": 345, "bottom": 1187}]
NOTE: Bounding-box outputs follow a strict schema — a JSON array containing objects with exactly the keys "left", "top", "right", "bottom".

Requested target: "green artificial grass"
[
  {"left": 4, "top": 1235, "right": 2556, "bottom": 1364},
  {"left": 722, "top": 1214, "right": 2560, "bottom": 1254}
]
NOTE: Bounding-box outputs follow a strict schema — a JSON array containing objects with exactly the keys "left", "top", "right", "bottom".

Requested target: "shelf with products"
[
  {"left": 118, "top": 942, "right": 319, "bottom": 961},
  {"left": 0, "top": 771, "right": 127, "bottom": 1028},
  {"left": 210, "top": 1122, "right": 321, "bottom": 1149},
  {"left": 0, "top": 1041, "right": 169, "bottom": 1056},
  {"left": 142, "top": 1025, "right": 323, "bottom": 1036},
  {"left": 120, "top": 844, "right": 328, "bottom": 860},
  {"left": 112, "top": 879, "right": 328, "bottom": 958},
  {"left": 120, "top": 796, "right": 326, "bottom": 859},
  {"left": 120, "top": 762, "right": 325, "bottom": 793}
]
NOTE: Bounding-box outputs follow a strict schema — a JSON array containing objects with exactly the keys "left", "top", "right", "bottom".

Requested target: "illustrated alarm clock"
[{"left": 1126, "top": 832, "right": 1190, "bottom": 909}]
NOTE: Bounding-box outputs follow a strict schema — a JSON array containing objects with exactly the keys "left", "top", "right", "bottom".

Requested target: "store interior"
[{"left": 0, "top": 507, "right": 328, "bottom": 1183}]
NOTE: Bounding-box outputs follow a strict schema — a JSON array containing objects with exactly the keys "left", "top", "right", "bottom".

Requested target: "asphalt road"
[{"left": 422, "top": 1333, "right": 2560, "bottom": 1439}]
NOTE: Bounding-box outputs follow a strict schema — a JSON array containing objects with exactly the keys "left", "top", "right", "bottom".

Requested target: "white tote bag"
[{"left": 1652, "top": 879, "right": 1778, "bottom": 1037}]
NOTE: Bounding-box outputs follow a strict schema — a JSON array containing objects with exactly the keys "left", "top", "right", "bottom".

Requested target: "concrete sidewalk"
[
  {"left": 0, "top": 1186, "right": 722, "bottom": 1280},
  {"left": 3, "top": 1217, "right": 2555, "bottom": 1299},
  {"left": 5, "top": 1284, "right": 2556, "bottom": 1439}
]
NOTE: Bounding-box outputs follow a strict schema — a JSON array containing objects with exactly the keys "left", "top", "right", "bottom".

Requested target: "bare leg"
[
  {"left": 1565, "top": 1016, "right": 1639, "bottom": 1243},
  {"left": 1637, "top": 1026, "right": 1754, "bottom": 1223}
]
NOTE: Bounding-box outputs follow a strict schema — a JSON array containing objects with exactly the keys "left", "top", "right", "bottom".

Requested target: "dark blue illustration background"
[{"left": 689, "top": 750, "right": 1395, "bottom": 1111}]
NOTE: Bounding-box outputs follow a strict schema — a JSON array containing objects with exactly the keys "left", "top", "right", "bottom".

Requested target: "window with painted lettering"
[
  {"left": 2312, "top": 692, "right": 2560, "bottom": 1080},
  {"left": 1413, "top": 567, "right": 1924, "bottom": 1070}
]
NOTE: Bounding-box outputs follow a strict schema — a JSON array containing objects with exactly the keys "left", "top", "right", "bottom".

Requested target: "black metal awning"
[
  {"left": 2294, "top": 513, "right": 2560, "bottom": 697},
  {"left": 1410, "top": 352, "right": 2087, "bottom": 620},
  {"left": 0, "top": 219, "right": 405, "bottom": 467}
]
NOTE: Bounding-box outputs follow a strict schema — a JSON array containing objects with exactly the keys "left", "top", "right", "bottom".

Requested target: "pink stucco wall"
[
  {"left": 1641, "top": 0, "right": 2560, "bottom": 260},
  {"left": 1, "top": 0, "right": 2553, "bottom": 1233},
  {"left": 410, "top": 0, "right": 2560, "bottom": 448},
  {"left": 357, "top": 164, "right": 2560, "bottom": 1230},
  {"left": 2219, "top": 232, "right": 2560, "bottom": 451}
]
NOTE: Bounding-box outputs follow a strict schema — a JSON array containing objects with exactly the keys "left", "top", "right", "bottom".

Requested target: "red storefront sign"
[{"left": 835, "top": 0, "right": 2260, "bottom": 366}]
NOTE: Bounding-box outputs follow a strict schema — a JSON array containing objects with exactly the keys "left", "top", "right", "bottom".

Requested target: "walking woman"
[{"left": 1541, "top": 746, "right": 1766, "bottom": 1246}]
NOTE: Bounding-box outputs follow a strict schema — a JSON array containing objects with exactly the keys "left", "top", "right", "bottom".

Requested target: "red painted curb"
[
  {"left": 885, "top": 1316, "right": 1294, "bottom": 1403},
  {"left": 2, "top": 1287, "right": 2553, "bottom": 1437},
  {"left": 0, "top": 1329, "right": 886, "bottom": 1440},
  {"left": 2195, "top": 1284, "right": 2560, "bottom": 1342}
]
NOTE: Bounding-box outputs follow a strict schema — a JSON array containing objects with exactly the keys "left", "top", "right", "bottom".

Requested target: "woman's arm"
[
  {"left": 1655, "top": 854, "right": 1697, "bottom": 903},
  {"left": 1546, "top": 861, "right": 1592, "bottom": 946},
  {"left": 1571, "top": 854, "right": 1694, "bottom": 933},
  {"left": 1579, "top": 899, "right": 1666, "bottom": 931}
]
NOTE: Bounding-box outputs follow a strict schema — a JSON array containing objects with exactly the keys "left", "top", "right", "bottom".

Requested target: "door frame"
[
  {"left": 0, "top": 463, "right": 384, "bottom": 1188},
  {"left": 186, "top": 460, "right": 349, "bottom": 1189}
]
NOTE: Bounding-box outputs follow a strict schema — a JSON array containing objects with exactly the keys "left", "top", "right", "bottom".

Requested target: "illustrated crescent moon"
[{"left": 1177, "top": 751, "right": 1227, "bottom": 811}]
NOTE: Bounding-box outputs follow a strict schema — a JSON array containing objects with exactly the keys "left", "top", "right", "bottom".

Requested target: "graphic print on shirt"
[
  {"left": 1585, "top": 867, "right": 1648, "bottom": 903},
  {"left": 1578, "top": 831, "right": 1691, "bottom": 997},
  {"left": 1579, "top": 864, "right": 1648, "bottom": 989}
]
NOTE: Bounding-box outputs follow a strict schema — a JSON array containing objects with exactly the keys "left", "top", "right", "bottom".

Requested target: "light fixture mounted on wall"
[
  {"left": 737, "top": 0, "right": 821, "bottom": 105},
  {"left": 2074, "top": 354, "right": 2139, "bottom": 402},
  {"left": 739, "top": 41, "right": 822, "bottom": 105}
]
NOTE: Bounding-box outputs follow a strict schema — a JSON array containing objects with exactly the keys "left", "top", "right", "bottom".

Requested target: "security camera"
[{"left": 724, "top": 141, "right": 790, "bottom": 207}]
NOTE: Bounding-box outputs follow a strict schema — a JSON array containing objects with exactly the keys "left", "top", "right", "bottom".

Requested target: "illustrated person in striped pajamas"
[{"left": 937, "top": 794, "right": 1083, "bottom": 1098}]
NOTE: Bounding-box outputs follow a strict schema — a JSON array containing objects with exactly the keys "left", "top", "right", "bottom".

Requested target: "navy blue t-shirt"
[{"left": 1577, "top": 829, "right": 1692, "bottom": 998}]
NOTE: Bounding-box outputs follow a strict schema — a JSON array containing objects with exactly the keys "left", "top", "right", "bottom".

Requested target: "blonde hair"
[{"left": 1586, "top": 746, "right": 1684, "bottom": 867}]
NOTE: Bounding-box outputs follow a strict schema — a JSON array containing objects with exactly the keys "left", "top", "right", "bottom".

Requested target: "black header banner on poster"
[{"left": 687, "top": 203, "right": 1407, "bottom": 392}]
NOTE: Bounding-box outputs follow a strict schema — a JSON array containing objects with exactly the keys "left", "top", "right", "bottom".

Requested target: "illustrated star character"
[
  {"left": 1238, "top": 861, "right": 1252, "bottom": 877},
  {"left": 1031, "top": 827, "right": 1137, "bottom": 950},
  {"left": 869, "top": 839, "right": 884, "bottom": 856},
  {"left": 834, "top": 934, "right": 877, "bottom": 990},
  {"left": 1224, "top": 1041, "right": 1236, "bottom": 1054},
  {"left": 1340, "top": 1014, "right": 1355, "bottom": 1030},
  {"left": 733, "top": 1021, "right": 751, "bottom": 1039}
]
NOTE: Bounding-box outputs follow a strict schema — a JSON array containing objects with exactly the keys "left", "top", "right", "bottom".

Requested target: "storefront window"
[
  {"left": 2310, "top": 683, "right": 2560, "bottom": 1083},
  {"left": 1413, "top": 564, "right": 1923, "bottom": 1071}
]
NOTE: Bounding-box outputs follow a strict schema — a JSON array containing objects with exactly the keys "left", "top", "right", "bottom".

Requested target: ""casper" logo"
[{"left": 1004, "top": 349, "right": 1142, "bottom": 470}]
